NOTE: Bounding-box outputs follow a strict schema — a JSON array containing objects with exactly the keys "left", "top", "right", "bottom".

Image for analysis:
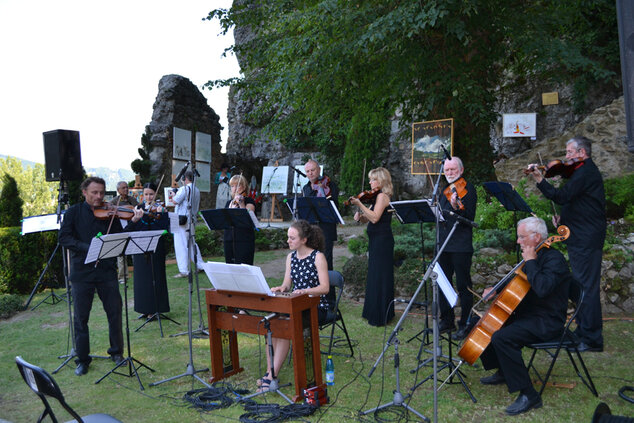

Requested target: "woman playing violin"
[
  {"left": 223, "top": 175, "right": 256, "bottom": 265},
  {"left": 125, "top": 182, "right": 171, "bottom": 319},
  {"left": 438, "top": 156, "right": 478, "bottom": 340},
  {"left": 349, "top": 167, "right": 395, "bottom": 326}
]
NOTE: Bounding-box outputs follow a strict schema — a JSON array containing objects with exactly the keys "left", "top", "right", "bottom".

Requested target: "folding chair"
[
  {"left": 319, "top": 270, "right": 354, "bottom": 357},
  {"left": 526, "top": 279, "right": 598, "bottom": 396},
  {"left": 15, "top": 356, "right": 123, "bottom": 423}
]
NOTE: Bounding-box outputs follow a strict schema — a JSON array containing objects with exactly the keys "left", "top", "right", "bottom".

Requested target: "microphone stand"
[
  {"left": 151, "top": 164, "right": 210, "bottom": 389},
  {"left": 289, "top": 166, "right": 305, "bottom": 221}
]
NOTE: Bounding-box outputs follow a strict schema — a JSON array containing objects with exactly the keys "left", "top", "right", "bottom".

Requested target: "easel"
[{"left": 268, "top": 161, "right": 283, "bottom": 223}]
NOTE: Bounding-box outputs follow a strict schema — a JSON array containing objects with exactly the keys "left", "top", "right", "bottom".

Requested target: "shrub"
[
  {"left": 604, "top": 173, "right": 634, "bottom": 222},
  {"left": 0, "top": 294, "right": 24, "bottom": 319},
  {"left": 341, "top": 254, "right": 368, "bottom": 295},
  {"left": 0, "top": 228, "right": 63, "bottom": 295},
  {"left": 394, "top": 258, "right": 428, "bottom": 296},
  {"left": 195, "top": 224, "right": 224, "bottom": 257},
  {"left": 347, "top": 234, "right": 368, "bottom": 256},
  {"left": 255, "top": 227, "right": 288, "bottom": 251},
  {"left": 0, "top": 174, "right": 23, "bottom": 227}
]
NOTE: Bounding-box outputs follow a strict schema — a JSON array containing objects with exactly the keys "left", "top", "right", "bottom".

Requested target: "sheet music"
[
  {"left": 433, "top": 262, "right": 458, "bottom": 307},
  {"left": 125, "top": 230, "right": 166, "bottom": 255},
  {"left": 248, "top": 209, "right": 261, "bottom": 229},
  {"left": 330, "top": 200, "right": 345, "bottom": 225},
  {"left": 85, "top": 232, "right": 129, "bottom": 264},
  {"left": 202, "top": 262, "right": 273, "bottom": 295},
  {"left": 168, "top": 212, "right": 180, "bottom": 233},
  {"left": 21, "top": 214, "right": 61, "bottom": 234}
]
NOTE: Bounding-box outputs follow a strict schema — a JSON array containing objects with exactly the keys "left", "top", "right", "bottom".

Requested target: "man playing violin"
[
  {"left": 438, "top": 156, "right": 477, "bottom": 340},
  {"left": 479, "top": 217, "right": 573, "bottom": 415},
  {"left": 302, "top": 159, "right": 339, "bottom": 270},
  {"left": 58, "top": 177, "right": 144, "bottom": 376},
  {"left": 526, "top": 136, "right": 606, "bottom": 352}
]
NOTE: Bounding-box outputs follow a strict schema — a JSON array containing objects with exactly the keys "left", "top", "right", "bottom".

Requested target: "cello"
[{"left": 457, "top": 225, "right": 570, "bottom": 365}]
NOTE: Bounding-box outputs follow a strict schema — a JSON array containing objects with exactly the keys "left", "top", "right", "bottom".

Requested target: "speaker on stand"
[{"left": 43, "top": 129, "right": 83, "bottom": 182}]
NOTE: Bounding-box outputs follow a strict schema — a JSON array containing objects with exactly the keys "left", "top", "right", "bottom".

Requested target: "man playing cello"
[{"left": 478, "top": 217, "right": 574, "bottom": 415}]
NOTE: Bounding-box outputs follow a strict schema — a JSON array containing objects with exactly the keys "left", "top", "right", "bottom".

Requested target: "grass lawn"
[{"left": 1, "top": 252, "right": 633, "bottom": 422}]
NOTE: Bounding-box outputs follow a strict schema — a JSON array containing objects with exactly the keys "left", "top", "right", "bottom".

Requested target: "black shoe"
[
  {"left": 505, "top": 393, "right": 542, "bottom": 415},
  {"left": 480, "top": 371, "right": 506, "bottom": 385},
  {"left": 575, "top": 342, "right": 603, "bottom": 352},
  {"left": 75, "top": 363, "right": 88, "bottom": 376},
  {"left": 438, "top": 320, "right": 456, "bottom": 334},
  {"left": 111, "top": 354, "right": 125, "bottom": 365},
  {"left": 452, "top": 326, "right": 470, "bottom": 341}
]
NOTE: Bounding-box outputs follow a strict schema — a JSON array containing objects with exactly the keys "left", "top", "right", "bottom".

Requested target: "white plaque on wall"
[
  {"left": 195, "top": 132, "right": 212, "bottom": 162},
  {"left": 173, "top": 127, "right": 191, "bottom": 160},
  {"left": 502, "top": 113, "right": 536, "bottom": 138}
]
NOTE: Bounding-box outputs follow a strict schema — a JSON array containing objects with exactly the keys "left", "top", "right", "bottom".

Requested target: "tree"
[
  {"left": 0, "top": 157, "right": 57, "bottom": 217},
  {"left": 207, "top": 0, "right": 620, "bottom": 189},
  {"left": 0, "top": 173, "right": 23, "bottom": 227}
]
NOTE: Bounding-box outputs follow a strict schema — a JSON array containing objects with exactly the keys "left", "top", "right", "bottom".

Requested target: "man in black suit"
[
  {"left": 58, "top": 176, "right": 143, "bottom": 376},
  {"left": 478, "top": 217, "right": 573, "bottom": 415},
  {"left": 302, "top": 159, "right": 339, "bottom": 270},
  {"left": 527, "top": 136, "right": 606, "bottom": 352}
]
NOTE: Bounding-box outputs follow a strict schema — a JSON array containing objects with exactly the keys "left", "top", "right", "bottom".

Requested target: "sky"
[{"left": 0, "top": 0, "right": 239, "bottom": 171}]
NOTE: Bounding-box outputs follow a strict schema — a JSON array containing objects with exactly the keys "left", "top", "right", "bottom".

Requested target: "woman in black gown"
[
  {"left": 126, "top": 183, "right": 170, "bottom": 318},
  {"left": 349, "top": 167, "right": 395, "bottom": 326},
  {"left": 223, "top": 175, "right": 256, "bottom": 265}
]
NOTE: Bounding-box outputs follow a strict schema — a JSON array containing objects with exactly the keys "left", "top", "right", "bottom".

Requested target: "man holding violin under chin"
[
  {"left": 526, "top": 136, "right": 606, "bottom": 352},
  {"left": 302, "top": 159, "right": 339, "bottom": 270},
  {"left": 437, "top": 156, "right": 477, "bottom": 340},
  {"left": 58, "top": 176, "right": 144, "bottom": 376}
]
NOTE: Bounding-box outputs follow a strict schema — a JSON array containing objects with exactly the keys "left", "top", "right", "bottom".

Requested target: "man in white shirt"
[{"left": 172, "top": 170, "right": 205, "bottom": 277}]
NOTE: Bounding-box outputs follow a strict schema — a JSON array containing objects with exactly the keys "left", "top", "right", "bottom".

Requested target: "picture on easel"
[
  {"left": 261, "top": 165, "right": 289, "bottom": 222},
  {"left": 411, "top": 118, "right": 453, "bottom": 175}
]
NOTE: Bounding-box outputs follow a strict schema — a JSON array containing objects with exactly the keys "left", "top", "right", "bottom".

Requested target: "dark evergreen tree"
[{"left": 0, "top": 173, "right": 23, "bottom": 227}]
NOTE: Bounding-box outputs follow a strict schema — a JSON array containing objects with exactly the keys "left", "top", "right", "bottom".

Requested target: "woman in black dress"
[
  {"left": 224, "top": 175, "right": 256, "bottom": 265},
  {"left": 349, "top": 167, "right": 395, "bottom": 326},
  {"left": 126, "top": 183, "right": 170, "bottom": 318}
]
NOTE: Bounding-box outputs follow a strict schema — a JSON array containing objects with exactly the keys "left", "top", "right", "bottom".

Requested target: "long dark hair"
[{"left": 291, "top": 220, "right": 325, "bottom": 252}]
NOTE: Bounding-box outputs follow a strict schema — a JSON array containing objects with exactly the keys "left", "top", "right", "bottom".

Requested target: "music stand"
[
  {"left": 482, "top": 181, "right": 533, "bottom": 261},
  {"left": 199, "top": 208, "right": 259, "bottom": 264},
  {"left": 286, "top": 197, "right": 344, "bottom": 225},
  {"left": 91, "top": 230, "right": 164, "bottom": 390}
]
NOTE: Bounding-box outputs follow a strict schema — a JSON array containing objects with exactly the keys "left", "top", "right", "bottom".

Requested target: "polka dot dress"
[{"left": 291, "top": 250, "right": 328, "bottom": 310}]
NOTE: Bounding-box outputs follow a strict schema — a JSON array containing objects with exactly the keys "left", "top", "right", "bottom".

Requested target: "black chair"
[
  {"left": 15, "top": 356, "right": 123, "bottom": 423},
  {"left": 319, "top": 270, "right": 354, "bottom": 357},
  {"left": 525, "top": 279, "right": 598, "bottom": 397}
]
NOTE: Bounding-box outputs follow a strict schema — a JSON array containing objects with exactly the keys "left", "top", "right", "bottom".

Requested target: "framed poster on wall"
[
  {"left": 173, "top": 127, "right": 191, "bottom": 160},
  {"left": 502, "top": 113, "right": 536, "bottom": 137},
  {"left": 411, "top": 118, "right": 453, "bottom": 175}
]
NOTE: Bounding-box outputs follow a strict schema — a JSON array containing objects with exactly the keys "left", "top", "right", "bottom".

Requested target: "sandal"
[
  {"left": 256, "top": 378, "right": 271, "bottom": 393},
  {"left": 256, "top": 373, "right": 270, "bottom": 387}
]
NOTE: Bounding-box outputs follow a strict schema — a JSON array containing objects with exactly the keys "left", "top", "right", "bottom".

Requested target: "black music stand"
[
  {"left": 286, "top": 196, "right": 344, "bottom": 225},
  {"left": 91, "top": 230, "right": 163, "bottom": 390},
  {"left": 199, "top": 208, "right": 258, "bottom": 264},
  {"left": 482, "top": 181, "right": 533, "bottom": 261}
]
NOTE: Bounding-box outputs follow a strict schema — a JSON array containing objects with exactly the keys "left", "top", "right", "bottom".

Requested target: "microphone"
[
  {"left": 260, "top": 312, "right": 278, "bottom": 323},
  {"left": 440, "top": 144, "right": 452, "bottom": 161},
  {"left": 291, "top": 167, "right": 307, "bottom": 177},
  {"left": 442, "top": 209, "right": 479, "bottom": 228},
  {"left": 230, "top": 166, "right": 237, "bottom": 171},
  {"left": 175, "top": 161, "right": 190, "bottom": 182}
]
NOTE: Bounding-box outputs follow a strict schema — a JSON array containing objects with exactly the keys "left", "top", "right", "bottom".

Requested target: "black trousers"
[
  {"left": 480, "top": 320, "right": 543, "bottom": 394},
  {"left": 567, "top": 246, "right": 603, "bottom": 346},
  {"left": 319, "top": 222, "right": 337, "bottom": 271},
  {"left": 438, "top": 251, "right": 473, "bottom": 327},
  {"left": 72, "top": 279, "right": 123, "bottom": 365}
]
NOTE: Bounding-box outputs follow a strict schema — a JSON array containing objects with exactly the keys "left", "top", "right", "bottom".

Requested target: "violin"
[
  {"left": 311, "top": 175, "right": 331, "bottom": 198},
  {"left": 93, "top": 204, "right": 161, "bottom": 221},
  {"left": 524, "top": 158, "right": 584, "bottom": 179},
  {"left": 344, "top": 188, "right": 380, "bottom": 206},
  {"left": 457, "top": 225, "right": 570, "bottom": 365},
  {"left": 443, "top": 177, "right": 467, "bottom": 210}
]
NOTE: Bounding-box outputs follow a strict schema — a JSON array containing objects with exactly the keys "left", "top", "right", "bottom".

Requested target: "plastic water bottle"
[{"left": 325, "top": 355, "right": 334, "bottom": 386}]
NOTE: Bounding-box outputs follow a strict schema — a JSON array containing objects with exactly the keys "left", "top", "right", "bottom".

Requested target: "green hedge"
[{"left": 0, "top": 227, "right": 64, "bottom": 295}]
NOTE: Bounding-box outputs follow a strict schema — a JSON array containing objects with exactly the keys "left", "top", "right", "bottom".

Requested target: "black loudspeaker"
[{"left": 43, "top": 129, "right": 83, "bottom": 182}]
